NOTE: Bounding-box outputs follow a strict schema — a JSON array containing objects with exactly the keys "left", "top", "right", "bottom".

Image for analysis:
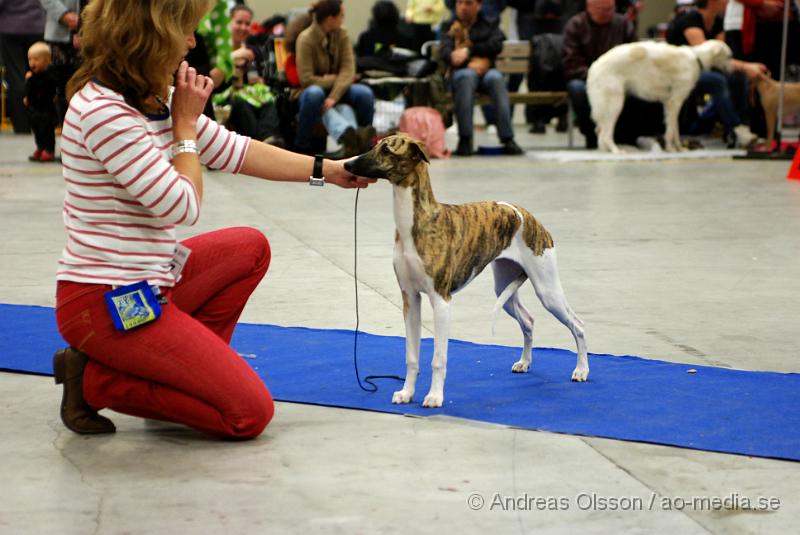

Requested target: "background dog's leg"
[
  {"left": 524, "top": 249, "right": 589, "bottom": 382},
  {"left": 423, "top": 293, "right": 451, "bottom": 408},
  {"left": 393, "top": 290, "right": 421, "bottom": 404},
  {"left": 492, "top": 260, "right": 534, "bottom": 373},
  {"left": 595, "top": 87, "right": 624, "bottom": 154},
  {"left": 664, "top": 96, "right": 686, "bottom": 152}
]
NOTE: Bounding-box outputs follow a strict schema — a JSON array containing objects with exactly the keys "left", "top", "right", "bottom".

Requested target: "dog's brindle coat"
[{"left": 345, "top": 134, "right": 588, "bottom": 407}]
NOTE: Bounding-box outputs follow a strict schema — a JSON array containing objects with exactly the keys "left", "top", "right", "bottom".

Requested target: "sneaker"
[
  {"left": 635, "top": 136, "right": 663, "bottom": 153},
  {"left": 733, "top": 125, "right": 757, "bottom": 149},
  {"left": 502, "top": 138, "right": 524, "bottom": 155},
  {"left": 39, "top": 150, "right": 56, "bottom": 162},
  {"left": 454, "top": 136, "right": 474, "bottom": 157},
  {"left": 28, "top": 149, "right": 42, "bottom": 161}
]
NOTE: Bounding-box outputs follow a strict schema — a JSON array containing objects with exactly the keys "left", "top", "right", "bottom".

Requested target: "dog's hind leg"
[
  {"left": 422, "top": 292, "right": 451, "bottom": 408},
  {"left": 393, "top": 290, "right": 421, "bottom": 404},
  {"left": 523, "top": 248, "right": 589, "bottom": 382},
  {"left": 491, "top": 259, "right": 534, "bottom": 373}
]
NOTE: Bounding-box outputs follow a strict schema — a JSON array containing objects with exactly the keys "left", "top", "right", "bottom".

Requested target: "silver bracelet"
[{"left": 173, "top": 139, "right": 198, "bottom": 157}]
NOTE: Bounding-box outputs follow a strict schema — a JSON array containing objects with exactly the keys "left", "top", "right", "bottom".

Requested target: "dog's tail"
[{"left": 491, "top": 273, "right": 528, "bottom": 335}]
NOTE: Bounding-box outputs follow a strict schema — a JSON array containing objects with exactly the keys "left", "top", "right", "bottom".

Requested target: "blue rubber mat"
[{"left": 2, "top": 303, "right": 799, "bottom": 461}]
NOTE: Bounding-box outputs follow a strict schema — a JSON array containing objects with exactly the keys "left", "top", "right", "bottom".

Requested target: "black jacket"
[{"left": 439, "top": 13, "right": 505, "bottom": 68}]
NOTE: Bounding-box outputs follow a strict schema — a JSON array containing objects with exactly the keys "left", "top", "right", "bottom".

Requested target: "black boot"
[
  {"left": 53, "top": 347, "right": 116, "bottom": 434},
  {"left": 501, "top": 138, "right": 524, "bottom": 155},
  {"left": 454, "top": 136, "right": 474, "bottom": 156},
  {"left": 338, "top": 127, "right": 361, "bottom": 158},
  {"left": 356, "top": 126, "right": 376, "bottom": 153}
]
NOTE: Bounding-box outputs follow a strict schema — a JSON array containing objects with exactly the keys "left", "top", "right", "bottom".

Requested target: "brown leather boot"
[{"left": 53, "top": 347, "right": 116, "bottom": 434}]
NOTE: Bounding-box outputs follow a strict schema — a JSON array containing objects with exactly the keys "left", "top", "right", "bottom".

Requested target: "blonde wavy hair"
[{"left": 68, "top": 0, "right": 211, "bottom": 112}]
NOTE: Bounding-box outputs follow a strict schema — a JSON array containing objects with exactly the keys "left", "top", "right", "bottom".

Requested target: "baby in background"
[{"left": 24, "top": 42, "right": 58, "bottom": 162}]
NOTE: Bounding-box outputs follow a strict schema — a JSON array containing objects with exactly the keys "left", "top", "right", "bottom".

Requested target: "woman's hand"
[
  {"left": 172, "top": 61, "right": 214, "bottom": 137},
  {"left": 325, "top": 159, "right": 376, "bottom": 189},
  {"left": 322, "top": 97, "right": 337, "bottom": 113}
]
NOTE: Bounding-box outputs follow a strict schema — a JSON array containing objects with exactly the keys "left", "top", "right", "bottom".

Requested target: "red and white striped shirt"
[{"left": 57, "top": 81, "right": 251, "bottom": 287}]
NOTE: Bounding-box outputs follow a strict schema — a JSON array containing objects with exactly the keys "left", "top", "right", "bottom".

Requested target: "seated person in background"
[
  {"left": 24, "top": 41, "right": 58, "bottom": 162},
  {"left": 563, "top": 0, "right": 666, "bottom": 149},
  {"left": 666, "top": 0, "right": 767, "bottom": 148},
  {"left": 208, "top": 5, "right": 282, "bottom": 145},
  {"left": 440, "top": 0, "right": 523, "bottom": 156},
  {"left": 295, "top": 0, "right": 376, "bottom": 157},
  {"left": 356, "top": 0, "right": 413, "bottom": 66}
]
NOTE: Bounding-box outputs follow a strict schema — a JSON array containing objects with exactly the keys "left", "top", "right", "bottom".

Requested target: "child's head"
[{"left": 27, "top": 42, "right": 51, "bottom": 73}]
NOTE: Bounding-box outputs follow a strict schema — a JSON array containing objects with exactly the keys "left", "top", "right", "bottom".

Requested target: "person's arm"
[
  {"left": 238, "top": 141, "right": 372, "bottom": 189},
  {"left": 296, "top": 32, "right": 335, "bottom": 89},
  {"left": 471, "top": 19, "right": 505, "bottom": 60},
  {"left": 732, "top": 58, "right": 769, "bottom": 79},
  {"left": 683, "top": 26, "right": 707, "bottom": 46},
  {"left": 171, "top": 62, "right": 214, "bottom": 203},
  {"left": 439, "top": 19, "right": 456, "bottom": 66},
  {"left": 40, "top": 0, "right": 71, "bottom": 29},
  {"left": 329, "top": 32, "right": 356, "bottom": 103},
  {"left": 561, "top": 17, "right": 589, "bottom": 81}
]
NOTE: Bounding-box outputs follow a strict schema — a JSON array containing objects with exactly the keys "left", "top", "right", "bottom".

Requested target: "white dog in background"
[{"left": 587, "top": 40, "right": 733, "bottom": 153}]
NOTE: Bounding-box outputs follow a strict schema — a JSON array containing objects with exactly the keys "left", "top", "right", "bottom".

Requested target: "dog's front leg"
[
  {"left": 393, "top": 290, "right": 421, "bottom": 404},
  {"left": 423, "top": 293, "right": 451, "bottom": 408}
]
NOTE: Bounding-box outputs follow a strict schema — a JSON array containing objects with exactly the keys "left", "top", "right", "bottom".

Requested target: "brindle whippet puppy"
[{"left": 345, "top": 134, "right": 588, "bottom": 408}]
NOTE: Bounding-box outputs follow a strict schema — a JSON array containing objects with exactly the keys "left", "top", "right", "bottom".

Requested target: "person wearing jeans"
[
  {"left": 53, "top": 0, "right": 373, "bottom": 439},
  {"left": 294, "top": 0, "right": 376, "bottom": 156},
  {"left": 440, "top": 0, "right": 523, "bottom": 156},
  {"left": 296, "top": 83, "right": 375, "bottom": 155}
]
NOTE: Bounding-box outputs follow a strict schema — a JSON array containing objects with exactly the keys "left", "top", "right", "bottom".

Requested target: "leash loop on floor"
[{"left": 353, "top": 188, "right": 404, "bottom": 392}]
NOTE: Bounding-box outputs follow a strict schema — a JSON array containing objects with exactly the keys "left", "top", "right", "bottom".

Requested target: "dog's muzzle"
[{"left": 344, "top": 153, "right": 389, "bottom": 180}]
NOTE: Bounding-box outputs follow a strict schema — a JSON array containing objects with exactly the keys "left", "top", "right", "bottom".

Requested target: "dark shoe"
[
  {"left": 356, "top": 126, "right": 376, "bottom": 153},
  {"left": 585, "top": 132, "right": 598, "bottom": 150},
  {"left": 338, "top": 127, "right": 360, "bottom": 158},
  {"left": 53, "top": 347, "right": 116, "bottom": 434},
  {"left": 454, "top": 136, "right": 474, "bottom": 157},
  {"left": 28, "top": 149, "right": 42, "bottom": 161},
  {"left": 502, "top": 139, "right": 524, "bottom": 155},
  {"left": 529, "top": 120, "right": 546, "bottom": 134},
  {"left": 556, "top": 115, "right": 569, "bottom": 132}
]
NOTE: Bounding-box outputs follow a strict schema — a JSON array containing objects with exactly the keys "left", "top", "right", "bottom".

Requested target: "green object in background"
[
  {"left": 198, "top": 0, "right": 234, "bottom": 82},
  {"left": 212, "top": 83, "right": 275, "bottom": 108}
]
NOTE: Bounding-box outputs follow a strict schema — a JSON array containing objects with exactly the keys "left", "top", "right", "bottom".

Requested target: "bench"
[{"left": 426, "top": 40, "right": 574, "bottom": 148}]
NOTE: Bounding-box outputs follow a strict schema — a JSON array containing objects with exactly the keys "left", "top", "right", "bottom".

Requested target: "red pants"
[{"left": 55, "top": 227, "right": 274, "bottom": 439}]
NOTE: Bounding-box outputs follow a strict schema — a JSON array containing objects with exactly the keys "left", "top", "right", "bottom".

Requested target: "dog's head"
[
  {"left": 344, "top": 134, "right": 430, "bottom": 186},
  {"left": 694, "top": 39, "right": 733, "bottom": 73}
]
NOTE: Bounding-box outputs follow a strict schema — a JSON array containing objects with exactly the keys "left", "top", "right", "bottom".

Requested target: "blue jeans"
[
  {"left": 566, "top": 78, "right": 594, "bottom": 142},
  {"left": 451, "top": 67, "right": 514, "bottom": 141},
  {"left": 295, "top": 83, "right": 375, "bottom": 151},
  {"left": 694, "top": 70, "right": 745, "bottom": 131}
]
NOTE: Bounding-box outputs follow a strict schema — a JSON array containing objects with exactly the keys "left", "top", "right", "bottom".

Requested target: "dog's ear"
[{"left": 409, "top": 141, "right": 430, "bottom": 164}]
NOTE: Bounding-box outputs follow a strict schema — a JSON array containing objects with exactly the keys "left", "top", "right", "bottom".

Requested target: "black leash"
[{"left": 353, "top": 188, "right": 403, "bottom": 392}]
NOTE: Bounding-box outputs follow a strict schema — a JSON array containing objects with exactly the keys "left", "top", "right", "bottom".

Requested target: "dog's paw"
[
  {"left": 422, "top": 392, "right": 444, "bottom": 408},
  {"left": 511, "top": 360, "right": 530, "bottom": 373},
  {"left": 392, "top": 390, "right": 413, "bottom": 404},
  {"left": 571, "top": 367, "right": 589, "bottom": 382}
]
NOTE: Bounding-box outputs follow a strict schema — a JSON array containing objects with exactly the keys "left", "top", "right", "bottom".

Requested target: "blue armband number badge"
[{"left": 104, "top": 281, "right": 162, "bottom": 331}]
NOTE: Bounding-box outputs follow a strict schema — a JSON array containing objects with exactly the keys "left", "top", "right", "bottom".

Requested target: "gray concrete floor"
[{"left": 1, "top": 125, "right": 799, "bottom": 535}]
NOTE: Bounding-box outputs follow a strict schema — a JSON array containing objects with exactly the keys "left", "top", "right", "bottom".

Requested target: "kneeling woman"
[{"left": 54, "top": 0, "right": 372, "bottom": 439}]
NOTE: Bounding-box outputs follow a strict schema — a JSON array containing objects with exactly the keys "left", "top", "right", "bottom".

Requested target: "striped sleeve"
[
  {"left": 196, "top": 113, "right": 251, "bottom": 174},
  {"left": 80, "top": 102, "right": 201, "bottom": 226}
]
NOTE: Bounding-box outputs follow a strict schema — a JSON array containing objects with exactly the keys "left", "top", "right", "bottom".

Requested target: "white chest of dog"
[{"left": 345, "top": 134, "right": 588, "bottom": 407}]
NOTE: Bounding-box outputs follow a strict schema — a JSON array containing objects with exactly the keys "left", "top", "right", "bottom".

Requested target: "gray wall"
[{"left": 246, "top": 1, "right": 675, "bottom": 42}]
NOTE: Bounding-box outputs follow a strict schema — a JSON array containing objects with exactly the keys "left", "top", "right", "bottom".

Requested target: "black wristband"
[{"left": 310, "top": 154, "right": 325, "bottom": 186}]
